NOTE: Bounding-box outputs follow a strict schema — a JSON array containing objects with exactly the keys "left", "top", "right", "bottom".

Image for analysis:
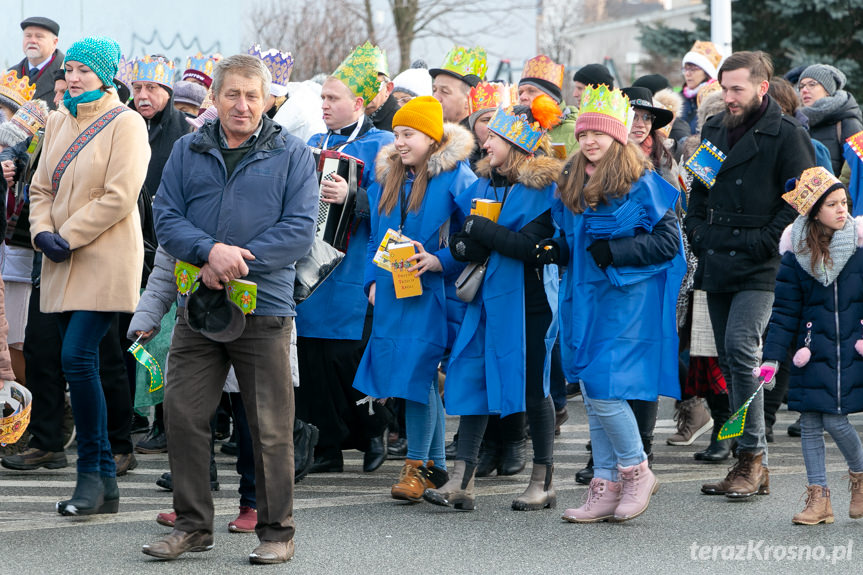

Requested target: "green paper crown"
[
  {"left": 440, "top": 46, "right": 488, "bottom": 79},
  {"left": 333, "top": 41, "right": 388, "bottom": 104},
  {"left": 578, "top": 84, "right": 629, "bottom": 125}
]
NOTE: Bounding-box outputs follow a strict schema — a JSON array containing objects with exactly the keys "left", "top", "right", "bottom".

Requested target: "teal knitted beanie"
[{"left": 64, "top": 36, "right": 122, "bottom": 88}]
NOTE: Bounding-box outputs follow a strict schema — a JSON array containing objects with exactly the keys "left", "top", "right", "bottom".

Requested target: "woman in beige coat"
[{"left": 28, "top": 36, "right": 149, "bottom": 516}]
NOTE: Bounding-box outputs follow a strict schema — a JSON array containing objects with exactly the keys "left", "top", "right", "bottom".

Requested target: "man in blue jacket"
[{"left": 143, "top": 54, "right": 317, "bottom": 565}]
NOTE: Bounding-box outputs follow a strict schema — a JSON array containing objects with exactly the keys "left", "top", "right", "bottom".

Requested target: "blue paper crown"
[
  {"left": 487, "top": 105, "right": 544, "bottom": 153},
  {"left": 131, "top": 56, "right": 175, "bottom": 89},
  {"left": 247, "top": 44, "right": 294, "bottom": 87}
]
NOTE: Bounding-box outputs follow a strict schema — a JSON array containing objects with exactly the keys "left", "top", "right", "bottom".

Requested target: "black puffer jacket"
[
  {"left": 802, "top": 91, "right": 863, "bottom": 175},
  {"left": 684, "top": 96, "right": 816, "bottom": 292}
]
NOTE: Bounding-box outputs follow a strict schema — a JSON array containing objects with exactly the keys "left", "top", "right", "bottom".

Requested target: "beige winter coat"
[{"left": 29, "top": 90, "right": 149, "bottom": 313}]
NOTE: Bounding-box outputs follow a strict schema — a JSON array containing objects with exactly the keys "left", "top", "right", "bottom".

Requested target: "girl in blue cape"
[
  {"left": 539, "top": 85, "right": 686, "bottom": 523},
  {"left": 423, "top": 96, "right": 563, "bottom": 511},
  {"left": 353, "top": 96, "right": 477, "bottom": 502}
]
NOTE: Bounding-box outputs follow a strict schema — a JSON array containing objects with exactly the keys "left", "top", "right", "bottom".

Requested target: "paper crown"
[
  {"left": 131, "top": 56, "right": 175, "bottom": 89},
  {"left": 684, "top": 41, "right": 722, "bottom": 78},
  {"left": 0, "top": 70, "right": 35, "bottom": 109},
  {"left": 487, "top": 105, "right": 547, "bottom": 153},
  {"left": 782, "top": 166, "right": 845, "bottom": 215},
  {"left": 247, "top": 44, "right": 294, "bottom": 87},
  {"left": 183, "top": 52, "right": 217, "bottom": 86},
  {"left": 0, "top": 382, "right": 32, "bottom": 446},
  {"left": 10, "top": 100, "right": 48, "bottom": 137},
  {"left": 521, "top": 55, "right": 565, "bottom": 90},
  {"left": 115, "top": 55, "right": 135, "bottom": 89},
  {"left": 332, "top": 41, "right": 386, "bottom": 104},
  {"left": 439, "top": 46, "right": 488, "bottom": 80},
  {"left": 578, "top": 84, "right": 630, "bottom": 125},
  {"left": 469, "top": 82, "right": 516, "bottom": 115}
]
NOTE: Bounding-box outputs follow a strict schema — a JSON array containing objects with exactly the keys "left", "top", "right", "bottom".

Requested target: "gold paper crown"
[
  {"left": 131, "top": 56, "right": 175, "bottom": 89},
  {"left": 578, "top": 84, "right": 629, "bottom": 124},
  {"left": 782, "top": 166, "right": 845, "bottom": 215},
  {"left": 521, "top": 55, "right": 565, "bottom": 90},
  {"left": 0, "top": 70, "right": 36, "bottom": 109},
  {"left": 332, "top": 41, "right": 386, "bottom": 104},
  {"left": 185, "top": 52, "right": 216, "bottom": 79},
  {"left": 0, "top": 382, "right": 32, "bottom": 446},
  {"left": 689, "top": 41, "right": 722, "bottom": 69}
]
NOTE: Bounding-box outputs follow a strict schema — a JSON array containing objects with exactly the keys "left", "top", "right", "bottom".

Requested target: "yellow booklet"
[
  {"left": 373, "top": 228, "right": 408, "bottom": 271},
  {"left": 470, "top": 199, "right": 502, "bottom": 222},
  {"left": 389, "top": 242, "right": 423, "bottom": 299}
]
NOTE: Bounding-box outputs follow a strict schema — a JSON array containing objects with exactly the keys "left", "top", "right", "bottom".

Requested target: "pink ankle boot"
[
  {"left": 228, "top": 506, "right": 257, "bottom": 533},
  {"left": 614, "top": 460, "right": 658, "bottom": 521},
  {"left": 562, "top": 477, "right": 622, "bottom": 523}
]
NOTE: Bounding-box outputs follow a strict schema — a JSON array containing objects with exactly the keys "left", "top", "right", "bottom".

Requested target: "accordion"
[{"left": 311, "top": 149, "right": 365, "bottom": 251}]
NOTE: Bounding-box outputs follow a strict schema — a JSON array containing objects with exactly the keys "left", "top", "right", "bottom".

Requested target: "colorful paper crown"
[
  {"left": 578, "top": 84, "right": 629, "bottom": 125},
  {"left": 469, "top": 82, "right": 516, "bottom": 115},
  {"left": 782, "top": 166, "right": 845, "bottom": 215},
  {"left": 183, "top": 52, "right": 217, "bottom": 86},
  {"left": 332, "top": 41, "right": 386, "bottom": 104},
  {"left": 115, "top": 55, "right": 135, "bottom": 89},
  {"left": 10, "top": 100, "right": 48, "bottom": 137},
  {"left": 0, "top": 382, "right": 32, "bottom": 446},
  {"left": 521, "top": 55, "right": 565, "bottom": 90},
  {"left": 0, "top": 70, "right": 35, "bottom": 110},
  {"left": 487, "top": 105, "right": 546, "bottom": 153},
  {"left": 247, "top": 44, "right": 294, "bottom": 87},
  {"left": 439, "top": 46, "right": 487, "bottom": 80},
  {"left": 684, "top": 40, "right": 722, "bottom": 78},
  {"left": 131, "top": 56, "right": 175, "bottom": 89}
]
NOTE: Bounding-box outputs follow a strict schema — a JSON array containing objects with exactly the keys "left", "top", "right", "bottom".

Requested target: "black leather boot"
[
  {"left": 498, "top": 438, "right": 527, "bottom": 476},
  {"left": 57, "top": 472, "right": 105, "bottom": 516},
  {"left": 575, "top": 455, "right": 594, "bottom": 485},
  {"left": 475, "top": 439, "right": 501, "bottom": 477}
]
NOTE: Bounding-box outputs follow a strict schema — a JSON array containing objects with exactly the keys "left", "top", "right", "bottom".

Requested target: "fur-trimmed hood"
[
  {"left": 779, "top": 216, "right": 863, "bottom": 255},
  {"left": 375, "top": 122, "right": 476, "bottom": 184},
  {"left": 473, "top": 153, "right": 562, "bottom": 189},
  {"left": 654, "top": 88, "right": 682, "bottom": 120}
]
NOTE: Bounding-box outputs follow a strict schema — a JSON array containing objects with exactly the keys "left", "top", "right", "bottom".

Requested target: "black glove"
[
  {"left": 462, "top": 214, "right": 494, "bottom": 238},
  {"left": 34, "top": 232, "right": 72, "bottom": 263},
  {"left": 533, "top": 238, "right": 560, "bottom": 265},
  {"left": 587, "top": 239, "right": 613, "bottom": 269},
  {"left": 450, "top": 231, "right": 491, "bottom": 263}
]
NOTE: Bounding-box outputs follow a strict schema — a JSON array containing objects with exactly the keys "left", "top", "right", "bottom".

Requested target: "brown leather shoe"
[
  {"left": 249, "top": 540, "right": 294, "bottom": 564},
  {"left": 725, "top": 451, "right": 769, "bottom": 499},
  {"left": 142, "top": 529, "right": 214, "bottom": 560},
  {"left": 701, "top": 453, "right": 770, "bottom": 496},
  {"left": 113, "top": 453, "right": 138, "bottom": 476}
]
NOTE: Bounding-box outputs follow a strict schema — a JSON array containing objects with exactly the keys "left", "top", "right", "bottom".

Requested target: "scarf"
[
  {"left": 63, "top": 89, "right": 104, "bottom": 117},
  {"left": 682, "top": 80, "right": 710, "bottom": 100},
  {"left": 791, "top": 215, "right": 858, "bottom": 287},
  {"left": 727, "top": 95, "right": 769, "bottom": 150},
  {"left": 800, "top": 91, "right": 863, "bottom": 128}
]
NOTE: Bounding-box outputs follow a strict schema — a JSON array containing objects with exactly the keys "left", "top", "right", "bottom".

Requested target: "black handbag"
[
  {"left": 293, "top": 238, "right": 345, "bottom": 304},
  {"left": 454, "top": 258, "right": 489, "bottom": 303}
]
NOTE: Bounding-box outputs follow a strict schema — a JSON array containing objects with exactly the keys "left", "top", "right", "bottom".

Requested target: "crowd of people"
[{"left": 2, "top": 14, "right": 863, "bottom": 565}]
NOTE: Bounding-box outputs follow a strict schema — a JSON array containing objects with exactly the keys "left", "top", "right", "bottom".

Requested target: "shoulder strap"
[{"left": 51, "top": 105, "right": 129, "bottom": 195}]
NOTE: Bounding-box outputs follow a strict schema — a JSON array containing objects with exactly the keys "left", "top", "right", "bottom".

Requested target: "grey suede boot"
[
  {"left": 512, "top": 463, "right": 555, "bottom": 511},
  {"left": 422, "top": 460, "right": 477, "bottom": 510}
]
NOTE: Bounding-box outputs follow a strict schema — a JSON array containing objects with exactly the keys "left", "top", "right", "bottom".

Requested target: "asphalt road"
[{"left": 2, "top": 399, "right": 862, "bottom": 574}]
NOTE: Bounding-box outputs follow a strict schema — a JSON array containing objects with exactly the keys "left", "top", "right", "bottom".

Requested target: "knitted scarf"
[
  {"left": 800, "top": 90, "right": 862, "bottom": 127},
  {"left": 63, "top": 89, "right": 104, "bottom": 117},
  {"left": 791, "top": 215, "right": 858, "bottom": 286}
]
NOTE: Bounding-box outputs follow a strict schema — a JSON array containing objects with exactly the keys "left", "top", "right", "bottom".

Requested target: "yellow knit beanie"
[{"left": 392, "top": 95, "right": 444, "bottom": 142}]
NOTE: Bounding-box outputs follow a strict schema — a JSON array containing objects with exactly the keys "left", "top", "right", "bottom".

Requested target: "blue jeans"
[
  {"left": 404, "top": 378, "right": 446, "bottom": 469},
  {"left": 228, "top": 391, "right": 256, "bottom": 509},
  {"left": 580, "top": 381, "right": 645, "bottom": 482},
  {"left": 58, "top": 311, "right": 115, "bottom": 476},
  {"left": 800, "top": 411, "right": 863, "bottom": 487},
  {"left": 707, "top": 290, "right": 773, "bottom": 466}
]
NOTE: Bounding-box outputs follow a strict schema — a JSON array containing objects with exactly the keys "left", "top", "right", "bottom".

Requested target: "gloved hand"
[
  {"left": 587, "top": 239, "right": 613, "bottom": 269},
  {"left": 533, "top": 238, "right": 560, "bottom": 265},
  {"left": 450, "top": 231, "right": 491, "bottom": 263},
  {"left": 462, "top": 214, "right": 494, "bottom": 239},
  {"left": 752, "top": 360, "right": 779, "bottom": 391},
  {"left": 34, "top": 232, "right": 71, "bottom": 263}
]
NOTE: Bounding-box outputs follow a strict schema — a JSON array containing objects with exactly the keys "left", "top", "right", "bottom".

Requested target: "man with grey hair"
[
  {"left": 142, "top": 53, "right": 318, "bottom": 564},
  {"left": 12, "top": 17, "right": 64, "bottom": 110}
]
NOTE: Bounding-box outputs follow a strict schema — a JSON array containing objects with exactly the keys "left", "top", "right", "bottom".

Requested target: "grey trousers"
[
  {"left": 707, "top": 290, "right": 774, "bottom": 467},
  {"left": 165, "top": 314, "right": 295, "bottom": 542}
]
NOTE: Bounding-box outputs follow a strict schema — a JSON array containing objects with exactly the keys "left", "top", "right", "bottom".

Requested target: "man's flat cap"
[{"left": 20, "top": 17, "right": 60, "bottom": 36}]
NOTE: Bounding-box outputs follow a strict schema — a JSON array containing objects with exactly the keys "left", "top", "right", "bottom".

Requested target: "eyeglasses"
[
  {"left": 682, "top": 64, "right": 702, "bottom": 74},
  {"left": 798, "top": 81, "right": 821, "bottom": 91},
  {"left": 633, "top": 112, "right": 655, "bottom": 124}
]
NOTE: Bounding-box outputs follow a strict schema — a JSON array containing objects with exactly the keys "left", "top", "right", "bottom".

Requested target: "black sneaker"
[
  {"left": 2, "top": 447, "right": 68, "bottom": 470},
  {"left": 155, "top": 469, "right": 220, "bottom": 491},
  {"left": 135, "top": 425, "right": 168, "bottom": 454}
]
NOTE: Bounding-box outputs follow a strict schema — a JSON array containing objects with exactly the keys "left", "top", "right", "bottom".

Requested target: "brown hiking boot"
[
  {"left": 1, "top": 447, "right": 68, "bottom": 470},
  {"left": 792, "top": 485, "right": 834, "bottom": 525},
  {"left": 701, "top": 453, "right": 770, "bottom": 496},
  {"left": 391, "top": 460, "right": 429, "bottom": 502},
  {"left": 848, "top": 470, "right": 863, "bottom": 519},
  {"left": 667, "top": 397, "right": 713, "bottom": 446},
  {"left": 725, "top": 451, "right": 769, "bottom": 499}
]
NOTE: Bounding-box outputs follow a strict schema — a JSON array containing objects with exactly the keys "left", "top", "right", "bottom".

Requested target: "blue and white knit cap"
[{"left": 64, "top": 36, "right": 122, "bottom": 88}]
